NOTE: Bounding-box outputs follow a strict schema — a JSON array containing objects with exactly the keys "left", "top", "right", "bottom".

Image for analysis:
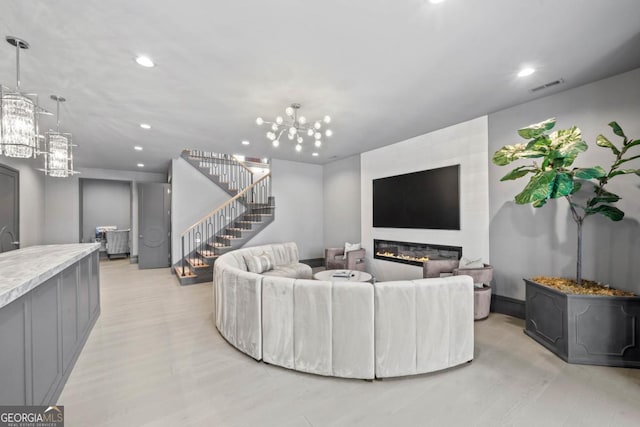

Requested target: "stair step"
[
  {"left": 218, "top": 235, "right": 240, "bottom": 240},
  {"left": 210, "top": 242, "right": 231, "bottom": 248},
  {"left": 197, "top": 250, "right": 218, "bottom": 258},
  {"left": 187, "top": 258, "right": 211, "bottom": 269},
  {"left": 175, "top": 266, "right": 197, "bottom": 278},
  {"left": 226, "top": 227, "right": 244, "bottom": 231}
]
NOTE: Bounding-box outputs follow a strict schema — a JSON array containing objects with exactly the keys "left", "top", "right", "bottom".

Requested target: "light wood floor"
[{"left": 59, "top": 259, "right": 640, "bottom": 426}]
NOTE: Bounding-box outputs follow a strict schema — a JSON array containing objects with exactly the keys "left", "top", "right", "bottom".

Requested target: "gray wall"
[
  {"left": 44, "top": 167, "right": 166, "bottom": 257},
  {"left": 323, "top": 154, "right": 361, "bottom": 249},
  {"left": 170, "top": 157, "right": 231, "bottom": 264},
  {"left": 81, "top": 179, "right": 131, "bottom": 242},
  {"left": 0, "top": 158, "right": 45, "bottom": 247},
  {"left": 247, "top": 159, "right": 324, "bottom": 260},
  {"left": 488, "top": 68, "right": 640, "bottom": 300}
]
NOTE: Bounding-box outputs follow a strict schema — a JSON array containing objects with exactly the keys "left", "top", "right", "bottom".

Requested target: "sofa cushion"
[
  {"left": 244, "top": 252, "right": 275, "bottom": 274},
  {"left": 263, "top": 263, "right": 312, "bottom": 279}
]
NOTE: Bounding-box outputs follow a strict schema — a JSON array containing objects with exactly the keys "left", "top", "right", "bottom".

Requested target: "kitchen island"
[{"left": 0, "top": 244, "right": 100, "bottom": 405}]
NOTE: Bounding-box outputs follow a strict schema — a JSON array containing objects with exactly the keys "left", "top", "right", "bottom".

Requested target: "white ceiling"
[{"left": 2, "top": 0, "right": 640, "bottom": 173}]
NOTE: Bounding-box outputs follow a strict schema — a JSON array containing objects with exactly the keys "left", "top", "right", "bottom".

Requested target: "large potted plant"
[{"left": 493, "top": 118, "right": 640, "bottom": 367}]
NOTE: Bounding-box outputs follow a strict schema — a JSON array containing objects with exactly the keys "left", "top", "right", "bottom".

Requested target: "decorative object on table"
[
  {"left": 256, "top": 103, "right": 332, "bottom": 153},
  {"left": 493, "top": 118, "right": 640, "bottom": 367},
  {"left": 325, "top": 243, "right": 366, "bottom": 271},
  {"left": 423, "top": 258, "right": 493, "bottom": 320}
]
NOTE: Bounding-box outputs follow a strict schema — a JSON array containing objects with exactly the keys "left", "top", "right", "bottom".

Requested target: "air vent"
[{"left": 530, "top": 78, "right": 565, "bottom": 93}]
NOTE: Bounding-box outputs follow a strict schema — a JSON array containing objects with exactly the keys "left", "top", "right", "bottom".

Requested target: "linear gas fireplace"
[{"left": 374, "top": 239, "right": 462, "bottom": 267}]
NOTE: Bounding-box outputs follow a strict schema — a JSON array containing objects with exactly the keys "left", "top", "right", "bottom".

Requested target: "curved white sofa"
[{"left": 213, "top": 242, "right": 474, "bottom": 379}]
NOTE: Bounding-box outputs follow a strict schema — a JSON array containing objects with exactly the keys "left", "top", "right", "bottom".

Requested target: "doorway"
[{"left": 0, "top": 164, "right": 19, "bottom": 253}]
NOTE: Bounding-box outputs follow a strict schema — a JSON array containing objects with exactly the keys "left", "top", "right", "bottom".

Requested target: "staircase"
[{"left": 174, "top": 150, "right": 275, "bottom": 285}]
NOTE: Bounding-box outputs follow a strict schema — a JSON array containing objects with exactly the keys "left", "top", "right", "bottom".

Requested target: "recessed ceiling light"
[
  {"left": 312, "top": 152, "right": 319, "bottom": 157},
  {"left": 429, "top": 0, "right": 446, "bottom": 4},
  {"left": 140, "top": 123, "right": 151, "bottom": 130},
  {"left": 135, "top": 56, "right": 155, "bottom": 68},
  {"left": 518, "top": 67, "right": 536, "bottom": 77},
  {"left": 134, "top": 146, "right": 143, "bottom": 151},
  {"left": 137, "top": 163, "right": 145, "bottom": 168},
  {"left": 241, "top": 140, "right": 250, "bottom": 145}
]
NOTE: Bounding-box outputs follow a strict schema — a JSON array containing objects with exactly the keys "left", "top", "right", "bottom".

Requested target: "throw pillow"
[
  {"left": 344, "top": 242, "right": 361, "bottom": 253},
  {"left": 244, "top": 252, "right": 274, "bottom": 274},
  {"left": 458, "top": 256, "right": 484, "bottom": 269}
]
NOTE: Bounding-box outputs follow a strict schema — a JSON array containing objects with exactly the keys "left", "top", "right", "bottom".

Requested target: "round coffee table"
[{"left": 313, "top": 269, "right": 373, "bottom": 283}]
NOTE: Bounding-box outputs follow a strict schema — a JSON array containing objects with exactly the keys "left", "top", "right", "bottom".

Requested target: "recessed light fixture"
[
  {"left": 241, "top": 140, "right": 250, "bottom": 145},
  {"left": 134, "top": 146, "right": 143, "bottom": 151},
  {"left": 137, "top": 163, "right": 144, "bottom": 168},
  {"left": 429, "top": 0, "right": 446, "bottom": 4},
  {"left": 140, "top": 123, "right": 151, "bottom": 130},
  {"left": 518, "top": 67, "right": 536, "bottom": 77},
  {"left": 135, "top": 56, "right": 155, "bottom": 68},
  {"left": 312, "top": 152, "right": 319, "bottom": 157}
]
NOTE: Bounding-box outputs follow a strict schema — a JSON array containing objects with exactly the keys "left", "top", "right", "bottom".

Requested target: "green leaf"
[
  {"left": 571, "top": 181, "right": 582, "bottom": 194},
  {"left": 514, "top": 170, "right": 556, "bottom": 205},
  {"left": 492, "top": 144, "right": 544, "bottom": 166},
  {"left": 550, "top": 127, "right": 586, "bottom": 166},
  {"left": 500, "top": 166, "right": 537, "bottom": 181},
  {"left": 517, "top": 118, "right": 556, "bottom": 140},
  {"left": 585, "top": 205, "right": 625, "bottom": 221},
  {"left": 624, "top": 139, "right": 640, "bottom": 149},
  {"left": 532, "top": 199, "right": 547, "bottom": 208},
  {"left": 574, "top": 166, "right": 606, "bottom": 179},
  {"left": 596, "top": 135, "right": 620, "bottom": 155},
  {"left": 609, "top": 121, "right": 626, "bottom": 139},
  {"left": 609, "top": 168, "right": 640, "bottom": 178},
  {"left": 525, "top": 135, "right": 551, "bottom": 152},
  {"left": 616, "top": 154, "right": 640, "bottom": 166},
  {"left": 550, "top": 173, "right": 574, "bottom": 199},
  {"left": 588, "top": 188, "right": 621, "bottom": 206}
]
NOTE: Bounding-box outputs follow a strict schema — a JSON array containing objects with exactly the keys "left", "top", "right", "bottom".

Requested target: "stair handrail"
[
  {"left": 182, "top": 149, "right": 257, "bottom": 175},
  {"left": 180, "top": 172, "right": 271, "bottom": 238}
]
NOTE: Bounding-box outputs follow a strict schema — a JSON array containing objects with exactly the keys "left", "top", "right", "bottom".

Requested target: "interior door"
[
  {"left": 138, "top": 183, "right": 171, "bottom": 269},
  {"left": 0, "top": 164, "right": 19, "bottom": 253}
]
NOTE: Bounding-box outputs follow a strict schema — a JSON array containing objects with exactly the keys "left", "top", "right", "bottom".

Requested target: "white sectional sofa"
[{"left": 213, "top": 242, "right": 474, "bottom": 379}]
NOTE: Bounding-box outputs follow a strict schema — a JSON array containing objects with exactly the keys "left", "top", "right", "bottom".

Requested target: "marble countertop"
[{"left": 0, "top": 243, "right": 100, "bottom": 309}]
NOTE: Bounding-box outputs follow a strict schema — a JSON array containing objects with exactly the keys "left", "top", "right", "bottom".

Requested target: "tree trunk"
[{"left": 576, "top": 219, "right": 583, "bottom": 286}]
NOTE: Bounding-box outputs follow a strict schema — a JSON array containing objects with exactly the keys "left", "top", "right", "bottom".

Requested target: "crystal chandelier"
[
  {"left": 42, "top": 95, "right": 76, "bottom": 177},
  {"left": 0, "top": 36, "right": 39, "bottom": 158},
  {"left": 256, "top": 103, "right": 333, "bottom": 152}
]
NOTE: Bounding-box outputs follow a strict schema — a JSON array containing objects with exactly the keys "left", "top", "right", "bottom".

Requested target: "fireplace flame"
[{"left": 376, "top": 251, "right": 429, "bottom": 263}]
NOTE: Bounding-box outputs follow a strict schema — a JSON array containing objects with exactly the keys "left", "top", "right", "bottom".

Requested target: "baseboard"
[
  {"left": 129, "top": 255, "right": 138, "bottom": 264},
  {"left": 491, "top": 294, "right": 525, "bottom": 319},
  {"left": 301, "top": 258, "right": 324, "bottom": 268}
]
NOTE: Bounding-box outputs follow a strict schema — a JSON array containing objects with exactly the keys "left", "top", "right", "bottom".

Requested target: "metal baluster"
[{"left": 181, "top": 235, "right": 185, "bottom": 276}]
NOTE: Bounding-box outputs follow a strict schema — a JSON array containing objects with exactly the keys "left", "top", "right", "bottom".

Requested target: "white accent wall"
[{"left": 361, "top": 116, "right": 490, "bottom": 282}]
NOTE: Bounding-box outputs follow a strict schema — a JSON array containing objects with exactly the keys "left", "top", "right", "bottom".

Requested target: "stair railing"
[
  {"left": 183, "top": 149, "right": 256, "bottom": 192},
  {"left": 178, "top": 172, "right": 272, "bottom": 277}
]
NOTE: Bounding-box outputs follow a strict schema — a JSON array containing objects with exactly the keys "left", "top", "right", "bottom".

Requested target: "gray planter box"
[{"left": 524, "top": 278, "right": 640, "bottom": 368}]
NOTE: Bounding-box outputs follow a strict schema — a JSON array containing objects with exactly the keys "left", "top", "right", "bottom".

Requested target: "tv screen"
[{"left": 373, "top": 165, "right": 460, "bottom": 230}]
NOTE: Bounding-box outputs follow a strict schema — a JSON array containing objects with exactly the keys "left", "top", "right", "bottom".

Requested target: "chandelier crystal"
[
  {"left": 0, "top": 36, "right": 39, "bottom": 159},
  {"left": 256, "top": 103, "right": 332, "bottom": 153},
  {"left": 42, "top": 95, "right": 76, "bottom": 178}
]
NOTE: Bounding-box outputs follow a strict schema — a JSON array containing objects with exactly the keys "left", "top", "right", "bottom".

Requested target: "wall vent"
[{"left": 530, "top": 78, "right": 565, "bottom": 93}]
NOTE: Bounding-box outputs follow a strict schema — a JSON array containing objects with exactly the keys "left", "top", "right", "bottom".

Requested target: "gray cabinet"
[{"left": 0, "top": 251, "right": 100, "bottom": 405}]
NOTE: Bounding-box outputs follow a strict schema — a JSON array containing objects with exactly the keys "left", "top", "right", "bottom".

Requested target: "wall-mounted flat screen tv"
[{"left": 373, "top": 165, "right": 460, "bottom": 230}]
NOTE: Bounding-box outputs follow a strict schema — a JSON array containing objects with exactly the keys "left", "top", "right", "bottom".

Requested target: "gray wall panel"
[
  {"left": 61, "top": 266, "right": 78, "bottom": 372},
  {"left": 0, "top": 297, "right": 28, "bottom": 404},
  {"left": 81, "top": 179, "right": 131, "bottom": 243},
  {"left": 31, "top": 277, "right": 61, "bottom": 405},
  {"left": 78, "top": 257, "right": 90, "bottom": 336}
]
